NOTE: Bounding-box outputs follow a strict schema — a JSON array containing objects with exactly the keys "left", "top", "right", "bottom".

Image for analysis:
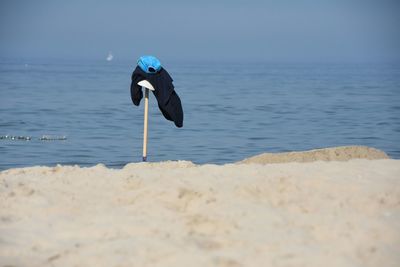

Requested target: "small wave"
[
  {"left": 39, "top": 135, "right": 67, "bottom": 141},
  {"left": 0, "top": 135, "right": 32, "bottom": 141},
  {"left": 0, "top": 135, "right": 67, "bottom": 141}
]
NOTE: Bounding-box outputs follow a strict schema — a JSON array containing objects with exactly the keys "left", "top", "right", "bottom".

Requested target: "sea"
[{"left": 0, "top": 58, "right": 399, "bottom": 170}]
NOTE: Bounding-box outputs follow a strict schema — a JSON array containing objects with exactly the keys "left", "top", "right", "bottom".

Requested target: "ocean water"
[{"left": 0, "top": 58, "right": 399, "bottom": 170}]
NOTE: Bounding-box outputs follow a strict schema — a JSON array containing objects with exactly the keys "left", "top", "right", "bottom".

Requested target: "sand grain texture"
[{"left": 0, "top": 154, "right": 399, "bottom": 267}]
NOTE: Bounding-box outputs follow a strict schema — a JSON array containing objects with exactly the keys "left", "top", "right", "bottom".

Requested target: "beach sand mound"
[
  {"left": 238, "top": 145, "right": 389, "bottom": 164},
  {"left": 0, "top": 148, "right": 399, "bottom": 267}
]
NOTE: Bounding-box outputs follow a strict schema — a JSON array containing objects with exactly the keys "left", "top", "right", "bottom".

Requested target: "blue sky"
[{"left": 0, "top": 0, "right": 399, "bottom": 62}]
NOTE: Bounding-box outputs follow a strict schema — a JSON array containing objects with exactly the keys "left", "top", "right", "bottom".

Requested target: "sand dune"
[
  {"left": 239, "top": 146, "right": 389, "bottom": 164},
  {"left": 0, "top": 147, "right": 399, "bottom": 267}
]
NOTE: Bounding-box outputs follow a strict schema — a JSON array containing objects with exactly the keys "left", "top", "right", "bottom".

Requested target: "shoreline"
[{"left": 0, "top": 146, "right": 391, "bottom": 172}]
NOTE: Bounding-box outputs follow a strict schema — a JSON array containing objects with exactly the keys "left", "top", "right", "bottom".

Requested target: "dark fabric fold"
[{"left": 130, "top": 66, "right": 183, "bottom": 128}]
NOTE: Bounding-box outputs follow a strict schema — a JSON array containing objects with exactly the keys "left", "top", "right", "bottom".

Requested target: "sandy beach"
[{"left": 1, "top": 146, "right": 399, "bottom": 267}]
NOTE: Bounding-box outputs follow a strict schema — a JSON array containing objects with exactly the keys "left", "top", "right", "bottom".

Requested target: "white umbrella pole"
[{"left": 142, "top": 87, "right": 149, "bottom": 161}]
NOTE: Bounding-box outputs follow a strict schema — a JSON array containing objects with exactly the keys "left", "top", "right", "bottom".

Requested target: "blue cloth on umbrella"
[
  {"left": 137, "top": 55, "right": 162, "bottom": 74},
  {"left": 131, "top": 65, "right": 184, "bottom": 128}
]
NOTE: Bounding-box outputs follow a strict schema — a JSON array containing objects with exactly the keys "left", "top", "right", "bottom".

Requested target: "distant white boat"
[{"left": 106, "top": 52, "right": 113, "bottom": 61}]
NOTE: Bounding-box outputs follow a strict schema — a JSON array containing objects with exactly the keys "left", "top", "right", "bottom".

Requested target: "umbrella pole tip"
[{"left": 142, "top": 156, "right": 147, "bottom": 162}]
